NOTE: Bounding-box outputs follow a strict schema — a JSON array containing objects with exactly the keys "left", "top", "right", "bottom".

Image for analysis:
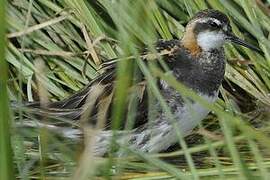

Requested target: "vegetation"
[{"left": 2, "top": 0, "right": 270, "bottom": 179}]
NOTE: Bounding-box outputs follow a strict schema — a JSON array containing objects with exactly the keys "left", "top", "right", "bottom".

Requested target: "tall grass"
[
  {"left": 0, "top": 0, "right": 14, "bottom": 180},
  {"left": 6, "top": 0, "right": 270, "bottom": 179}
]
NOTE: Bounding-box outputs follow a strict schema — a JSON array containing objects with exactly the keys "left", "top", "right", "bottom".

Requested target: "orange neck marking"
[{"left": 182, "top": 24, "right": 202, "bottom": 56}]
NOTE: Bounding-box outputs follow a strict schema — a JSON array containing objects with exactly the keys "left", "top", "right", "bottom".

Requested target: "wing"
[{"left": 22, "top": 39, "right": 182, "bottom": 130}]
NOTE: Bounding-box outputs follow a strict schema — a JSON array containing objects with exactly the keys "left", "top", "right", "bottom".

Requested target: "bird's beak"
[{"left": 225, "top": 33, "right": 261, "bottom": 53}]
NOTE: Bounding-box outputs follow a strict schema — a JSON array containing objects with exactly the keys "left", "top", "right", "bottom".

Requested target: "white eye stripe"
[{"left": 195, "top": 17, "right": 222, "bottom": 26}]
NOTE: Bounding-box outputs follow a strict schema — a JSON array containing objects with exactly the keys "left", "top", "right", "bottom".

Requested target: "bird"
[{"left": 19, "top": 9, "right": 261, "bottom": 156}]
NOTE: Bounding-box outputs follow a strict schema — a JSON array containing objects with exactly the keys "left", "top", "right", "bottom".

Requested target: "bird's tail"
[
  {"left": 10, "top": 98, "right": 84, "bottom": 140},
  {"left": 10, "top": 81, "right": 111, "bottom": 140}
]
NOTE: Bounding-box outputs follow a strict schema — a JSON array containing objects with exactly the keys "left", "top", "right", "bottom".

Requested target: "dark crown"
[
  {"left": 189, "top": 9, "right": 231, "bottom": 34},
  {"left": 191, "top": 9, "right": 230, "bottom": 25}
]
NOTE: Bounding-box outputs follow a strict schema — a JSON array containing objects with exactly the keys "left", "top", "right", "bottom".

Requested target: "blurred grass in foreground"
[
  {"left": 0, "top": 0, "right": 14, "bottom": 179},
  {"left": 6, "top": 0, "right": 270, "bottom": 179}
]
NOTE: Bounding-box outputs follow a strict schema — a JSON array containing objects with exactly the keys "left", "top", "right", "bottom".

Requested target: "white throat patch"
[{"left": 197, "top": 31, "right": 225, "bottom": 51}]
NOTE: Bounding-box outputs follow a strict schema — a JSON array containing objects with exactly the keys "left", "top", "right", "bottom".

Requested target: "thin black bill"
[{"left": 226, "top": 34, "right": 262, "bottom": 53}]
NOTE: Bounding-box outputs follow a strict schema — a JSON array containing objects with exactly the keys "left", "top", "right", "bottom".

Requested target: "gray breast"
[{"left": 166, "top": 47, "right": 225, "bottom": 96}]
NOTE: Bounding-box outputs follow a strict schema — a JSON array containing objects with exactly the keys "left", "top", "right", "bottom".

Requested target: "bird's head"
[{"left": 182, "top": 9, "right": 260, "bottom": 54}]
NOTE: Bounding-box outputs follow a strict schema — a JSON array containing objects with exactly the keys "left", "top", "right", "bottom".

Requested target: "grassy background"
[
  {"left": 0, "top": 0, "right": 14, "bottom": 179},
  {"left": 3, "top": 0, "right": 270, "bottom": 179}
]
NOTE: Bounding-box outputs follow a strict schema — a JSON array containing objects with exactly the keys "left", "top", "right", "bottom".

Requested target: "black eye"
[{"left": 209, "top": 21, "right": 220, "bottom": 28}]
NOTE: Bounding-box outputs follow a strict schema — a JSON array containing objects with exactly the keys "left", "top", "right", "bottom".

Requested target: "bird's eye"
[{"left": 209, "top": 21, "right": 220, "bottom": 28}]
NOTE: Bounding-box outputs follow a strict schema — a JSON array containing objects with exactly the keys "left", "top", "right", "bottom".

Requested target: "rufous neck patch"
[{"left": 181, "top": 24, "right": 202, "bottom": 56}]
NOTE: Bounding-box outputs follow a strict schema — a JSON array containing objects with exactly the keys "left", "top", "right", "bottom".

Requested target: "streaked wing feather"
[{"left": 23, "top": 39, "right": 181, "bottom": 129}]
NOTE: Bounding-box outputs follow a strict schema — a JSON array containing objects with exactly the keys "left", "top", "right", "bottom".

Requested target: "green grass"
[
  {"left": 0, "top": 0, "right": 15, "bottom": 179},
  {"left": 5, "top": 0, "right": 270, "bottom": 179}
]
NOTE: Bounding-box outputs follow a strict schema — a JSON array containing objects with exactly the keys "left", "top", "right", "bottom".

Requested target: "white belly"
[
  {"left": 131, "top": 93, "right": 217, "bottom": 153},
  {"left": 92, "top": 93, "right": 218, "bottom": 156},
  {"left": 175, "top": 93, "right": 217, "bottom": 135}
]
